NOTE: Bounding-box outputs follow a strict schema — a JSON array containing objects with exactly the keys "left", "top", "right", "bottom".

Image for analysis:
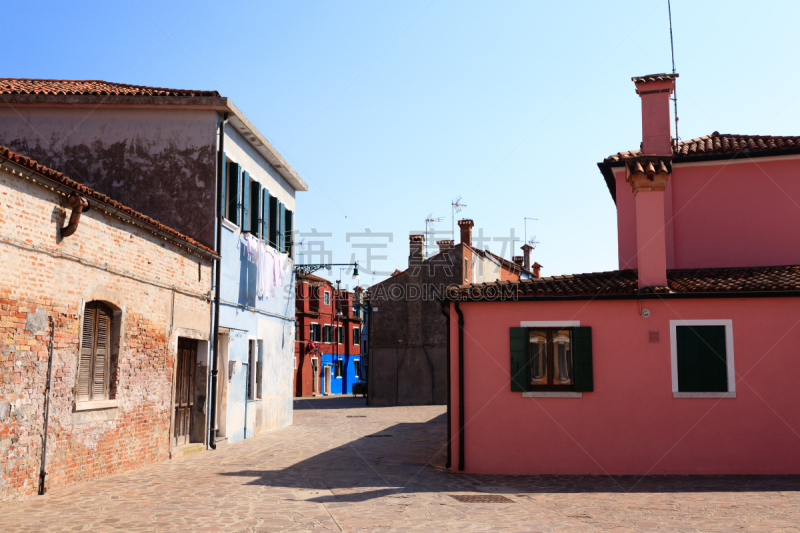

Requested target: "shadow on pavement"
[{"left": 293, "top": 395, "right": 368, "bottom": 410}]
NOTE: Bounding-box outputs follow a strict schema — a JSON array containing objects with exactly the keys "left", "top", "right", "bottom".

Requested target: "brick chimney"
[
  {"left": 628, "top": 73, "right": 677, "bottom": 290},
  {"left": 513, "top": 256, "right": 523, "bottom": 266},
  {"left": 532, "top": 262, "right": 542, "bottom": 279},
  {"left": 437, "top": 240, "right": 454, "bottom": 253},
  {"left": 521, "top": 244, "right": 534, "bottom": 271},
  {"left": 409, "top": 234, "right": 425, "bottom": 266},
  {"left": 458, "top": 219, "right": 474, "bottom": 247}
]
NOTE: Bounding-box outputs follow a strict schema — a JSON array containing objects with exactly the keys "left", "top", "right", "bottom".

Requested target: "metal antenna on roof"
[
  {"left": 524, "top": 217, "right": 538, "bottom": 249},
  {"left": 668, "top": 0, "right": 679, "bottom": 152},
  {"left": 451, "top": 196, "right": 467, "bottom": 241},
  {"left": 425, "top": 213, "right": 444, "bottom": 258}
]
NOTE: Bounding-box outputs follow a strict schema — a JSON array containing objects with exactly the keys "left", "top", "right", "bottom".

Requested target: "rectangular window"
[
  {"left": 256, "top": 340, "right": 263, "bottom": 399},
  {"left": 78, "top": 302, "right": 114, "bottom": 402},
  {"left": 323, "top": 325, "right": 334, "bottom": 343},
  {"left": 261, "top": 188, "right": 270, "bottom": 241},
  {"left": 464, "top": 258, "right": 468, "bottom": 281},
  {"left": 510, "top": 326, "right": 592, "bottom": 393},
  {"left": 268, "top": 195, "right": 278, "bottom": 248},
  {"left": 335, "top": 358, "right": 343, "bottom": 378},
  {"left": 247, "top": 178, "right": 262, "bottom": 236},
  {"left": 670, "top": 320, "right": 735, "bottom": 397},
  {"left": 227, "top": 161, "right": 241, "bottom": 225},
  {"left": 248, "top": 339, "right": 258, "bottom": 400},
  {"left": 337, "top": 325, "right": 344, "bottom": 345},
  {"left": 353, "top": 327, "right": 361, "bottom": 346},
  {"left": 323, "top": 291, "right": 330, "bottom": 306},
  {"left": 310, "top": 323, "right": 320, "bottom": 342},
  {"left": 295, "top": 320, "right": 299, "bottom": 342},
  {"left": 354, "top": 358, "right": 361, "bottom": 378},
  {"left": 285, "top": 208, "right": 294, "bottom": 258},
  {"left": 241, "top": 170, "right": 251, "bottom": 232}
]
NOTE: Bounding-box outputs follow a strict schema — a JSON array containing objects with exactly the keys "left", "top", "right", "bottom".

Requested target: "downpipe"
[
  {"left": 454, "top": 300, "right": 465, "bottom": 471},
  {"left": 439, "top": 300, "right": 451, "bottom": 469},
  {"left": 38, "top": 315, "right": 55, "bottom": 495},
  {"left": 60, "top": 194, "right": 88, "bottom": 238}
]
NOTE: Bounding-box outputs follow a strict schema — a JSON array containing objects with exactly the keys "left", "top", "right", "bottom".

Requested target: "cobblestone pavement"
[{"left": 3, "top": 396, "right": 800, "bottom": 532}]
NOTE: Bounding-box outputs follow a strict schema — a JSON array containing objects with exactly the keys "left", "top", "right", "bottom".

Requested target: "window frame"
[
  {"left": 323, "top": 291, "right": 330, "bottom": 306},
  {"left": 310, "top": 322, "right": 320, "bottom": 343},
  {"left": 322, "top": 325, "right": 334, "bottom": 344},
  {"left": 524, "top": 327, "right": 575, "bottom": 392},
  {"left": 337, "top": 325, "right": 344, "bottom": 345},
  {"left": 77, "top": 301, "right": 116, "bottom": 404},
  {"left": 353, "top": 358, "right": 361, "bottom": 378},
  {"left": 335, "top": 357, "right": 343, "bottom": 378},
  {"left": 353, "top": 327, "right": 360, "bottom": 346},
  {"left": 670, "top": 319, "right": 736, "bottom": 398}
]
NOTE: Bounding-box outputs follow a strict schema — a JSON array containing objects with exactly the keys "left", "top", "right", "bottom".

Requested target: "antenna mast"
[
  {"left": 668, "top": 0, "right": 679, "bottom": 152},
  {"left": 425, "top": 213, "right": 444, "bottom": 258},
  {"left": 451, "top": 196, "right": 467, "bottom": 241}
]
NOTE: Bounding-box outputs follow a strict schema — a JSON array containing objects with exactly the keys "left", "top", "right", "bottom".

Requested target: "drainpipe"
[
  {"left": 454, "top": 300, "right": 465, "bottom": 471},
  {"left": 209, "top": 112, "right": 229, "bottom": 450},
  {"left": 38, "top": 315, "right": 55, "bottom": 495},
  {"left": 60, "top": 194, "right": 89, "bottom": 238},
  {"left": 439, "top": 300, "right": 451, "bottom": 469}
]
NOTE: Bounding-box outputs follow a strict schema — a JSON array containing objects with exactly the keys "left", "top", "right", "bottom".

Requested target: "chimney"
[
  {"left": 458, "top": 219, "right": 474, "bottom": 247},
  {"left": 521, "top": 244, "right": 534, "bottom": 271},
  {"left": 628, "top": 73, "right": 677, "bottom": 290},
  {"left": 409, "top": 234, "right": 425, "bottom": 266},
  {"left": 513, "top": 256, "right": 523, "bottom": 266},
  {"left": 437, "top": 239, "right": 454, "bottom": 253},
  {"left": 532, "top": 262, "right": 542, "bottom": 279}
]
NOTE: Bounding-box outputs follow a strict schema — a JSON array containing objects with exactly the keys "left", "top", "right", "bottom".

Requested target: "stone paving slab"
[{"left": 2, "top": 395, "right": 800, "bottom": 532}]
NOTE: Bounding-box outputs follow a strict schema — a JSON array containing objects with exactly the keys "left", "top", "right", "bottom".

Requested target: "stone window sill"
[
  {"left": 673, "top": 392, "right": 736, "bottom": 399},
  {"left": 75, "top": 399, "right": 119, "bottom": 411},
  {"left": 522, "top": 392, "right": 583, "bottom": 398},
  {"left": 222, "top": 218, "right": 240, "bottom": 232}
]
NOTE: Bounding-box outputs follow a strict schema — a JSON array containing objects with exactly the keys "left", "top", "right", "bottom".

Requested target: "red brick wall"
[{"left": 0, "top": 166, "right": 212, "bottom": 500}]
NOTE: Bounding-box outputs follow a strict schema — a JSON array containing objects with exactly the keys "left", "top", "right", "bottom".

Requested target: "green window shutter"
[
  {"left": 261, "top": 188, "right": 269, "bottom": 241},
  {"left": 676, "top": 325, "right": 727, "bottom": 392},
  {"left": 285, "top": 209, "right": 293, "bottom": 258},
  {"left": 510, "top": 327, "right": 530, "bottom": 392},
  {"left": 249, "top": 179, "right": 261, "bottom": 236},
  {"left": 278, "top": 202, "right": 286, "bottom": 252},
  {"left": 268, "top": 196, "right": 278, "bottom": 248},
  {"left": 220, "top": 153, "right": 227, "bottom": 220},
  {"left": 572, "top": 327, "right": 593, "bottom": 392},
  {"left": 242, "top": 171, "right": 251, "bottom": 232},
  {"left": 227, "top": 162, "right": 240, "bottom": 225}
]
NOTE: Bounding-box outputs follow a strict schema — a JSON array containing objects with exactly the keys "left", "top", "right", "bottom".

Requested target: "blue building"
[
  {"left": 319, "top": 353, "right": 363, "bottom": 395},
  {"left": 212, "top": 112, "right": 308, "bottom": 444}
]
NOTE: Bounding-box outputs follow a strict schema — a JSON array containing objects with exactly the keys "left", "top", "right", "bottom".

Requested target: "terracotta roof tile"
[
  {"left": 0, "top": 145, "right": 217, "bottom": 256},
  {"left": 0, "top": 78, "right": 219, "bottom": 98},
  {"left": 631, "top": 73, "right": 679, "bottom": 83},
  {"left": 605, "top": 131, "right": 800, "bottom": 163},
  {"left": 452, "top": 265, "right": 800, "bottom": 300}
]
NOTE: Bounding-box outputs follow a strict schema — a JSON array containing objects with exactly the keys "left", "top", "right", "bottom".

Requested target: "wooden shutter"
[
  {"left": 228, "top": 162, "right": 240, "bottom": 225},
  {"left": 93, "top": 309, "right": 111, "bottom": 400},
  {"left": 78, "top": 305, "right": 95, "bottom": 402},
  {"left": 261, "top": 187, "right": 269, "bottom": 240},
  {"left": 676, "top": 325, "right": 727, "bottom": 392},
  {"left": 510, "top": 327, "right": 530, "bottom": 392},
  {"left": 220, "top": 152, "right": 227, "bottom": 220},
  {"left": 285, "top": 209, "right": 293, "bottom": 258},
  {"left": 572, "top": 327, "right": 593, "bottom": 392},
  {"left": 268, "top": 196, "right": 278, "bottom": 248},
  {"left": 242, "top": 171, "right": 251, "bottom": 232},
  {"left": 248, "top": 179, "right": 261, "bottom": 236},
  {"left": 278, "top": 202, "right": 286, "bottom": 252}
]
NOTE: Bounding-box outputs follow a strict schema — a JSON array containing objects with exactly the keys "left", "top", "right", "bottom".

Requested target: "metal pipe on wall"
[
  {"left": 38, "top": 315, "right": 55, "bottom": 495},
  {"left": 439, "top": 300, "right": 451, "bottom": 469},
  {"left": 454, "top": 300, "right": 465, "bottom": 471}
]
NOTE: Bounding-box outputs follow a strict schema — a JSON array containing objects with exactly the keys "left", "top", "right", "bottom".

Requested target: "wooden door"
[
  {"left": 174, "top": 338, "right": 197, "bottom": 446},
  {"left": 311, "top": 358, "right": 319, "bottom": 394},
  {"left": 324, "top": 365, "right": 331, "bottom": 395}
]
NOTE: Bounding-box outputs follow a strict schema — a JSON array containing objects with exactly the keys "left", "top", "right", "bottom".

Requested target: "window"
[
  {"left": 337, "top": 325, "right": 344, "bottom": 345},
  {"left": 310, "top": 323, "right": 321, "bottom": 342},
  {"left": 464, "top": 258, "right": 469, "bottom": 281},
  {"left": 335, "top": 358, "right": 343, "bottom": 378},
  {"left": 322, "top": 325, "right": 334, "bottom": 343},
  {"left": 246, "top": 177, "right": 262, "bottom": 236},
  {"left": 509, "top": 326, "right": 592, "bottom": 393},
  {"left": 78, "top": 302, "right": 115, "bottom": 402},
  {"left": 268, "top": 195, "right": 279, "bottom": 248},
  {"left": 295, "top": 320, "right": 299, "bottom": 342},
  {"left": 670, "top": 320, "right": 735, "bottom": 397},
  {"left": 354, "top": 358, "right": 361, "bottom": 378},
  {"left": 248, "top": 339, "right": 261, "bottom": 400},
  {"left": 284, "top": 208, "right": 294, "bottom": 258},
  {"left": 225, "top": 161, "right": 242, "bottom": 225},
  {"left": 353, "top": 327, "right": 361, "bottom": 346},
  {"left": 323, "top": 291, "right": 330, "bottom": 306}
]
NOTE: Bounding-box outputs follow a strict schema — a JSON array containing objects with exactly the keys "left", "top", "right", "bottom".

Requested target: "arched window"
[{"left": 78, "top": 302, "right": 114, "bottom": 402}]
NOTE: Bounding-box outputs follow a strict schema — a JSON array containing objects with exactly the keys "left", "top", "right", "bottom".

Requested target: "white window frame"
[
  {"left": 247, "top": 337, "right": 258, "bottom": 401},
  {"left": 337, "top": 325, "right": 344, "bottom": 345},
  {"left": 310, "top": 322, "right": 319, "bottom": 342},
  {"left": 323, "top": 291, "right": 330, "bottom": 306},
  {"left": 353, "top": 357, "right": 361, "bottom": 378},
  {"left": 670, "top": 319, "right": 736, "bottom": 399},
  {"left": 353, "top": 327, "right": 360, "bottom": 346}
]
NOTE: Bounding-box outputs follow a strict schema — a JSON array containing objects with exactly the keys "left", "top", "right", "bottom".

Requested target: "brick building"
[
  {"left": 294, "top": 275, "right": 363, "bottom": 397},
  {"left": 0, "top": 147, "right": 216, "bottom": 500}
]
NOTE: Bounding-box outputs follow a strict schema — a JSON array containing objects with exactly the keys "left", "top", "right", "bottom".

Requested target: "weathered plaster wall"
[
  {"left": 0, "top": 107, "right": 218, "bottom": 247},
  {"left": 0, "top": 167, "right": 212, "bottom": 500}
]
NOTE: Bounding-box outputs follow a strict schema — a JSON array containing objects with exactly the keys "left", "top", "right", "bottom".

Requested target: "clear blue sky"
[{"left": 8, "top": 1, "right": 800, "bottom": 287}]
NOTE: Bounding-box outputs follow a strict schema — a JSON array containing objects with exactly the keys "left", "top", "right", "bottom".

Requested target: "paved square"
[{"left": 2, "top": 396, "right": 800, "bottom": 532}]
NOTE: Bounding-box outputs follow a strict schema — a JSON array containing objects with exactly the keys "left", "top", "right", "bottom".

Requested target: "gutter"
[
  {"left": 454, "top": 300, "right": 465, "bottom": 472},
  {"left": 208, "top": 112, "right": 228, "bottom": 450},
  {"left": 447, "top": 289, "right": 800, "bottom": 303}
]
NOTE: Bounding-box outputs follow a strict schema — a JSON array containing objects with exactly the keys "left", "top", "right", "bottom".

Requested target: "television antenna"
[
  {"left": 425, "top": 213, "right": 444, "bottom": 257},
  {"left": 668, "top": 0, "right": 679, "bottom": 151},
  {"left": 524, "top": 217, "right": 538, "bottom": 249},
  {"left": 451, "top": 196, "right": 467, "bottom": 241}
]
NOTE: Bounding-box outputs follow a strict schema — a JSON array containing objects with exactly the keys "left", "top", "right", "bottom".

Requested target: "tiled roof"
[
  {"left": 0, "top": 78, "right": 219, "bottom": 98},
  {"left": 0, "top": 146, "right": 217, "bottom": 257},
  {"left": 605, "top": 131, "right": 800, "bottom": 163},
  {"left": 298, "top": 273, "right": 332, "bottom": 285},
  {"left": 450, "top": 265, "right": 800, "bottom": 301},
  {"left": 631, "top": 73, "right": 678, "bottom": 84}
]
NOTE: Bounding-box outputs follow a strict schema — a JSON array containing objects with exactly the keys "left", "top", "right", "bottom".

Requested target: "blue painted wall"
[{"left": 320, "top": 353, "right": 362, "bottom": 395}]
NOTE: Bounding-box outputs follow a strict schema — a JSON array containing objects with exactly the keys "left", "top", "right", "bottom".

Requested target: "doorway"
[
  {"left": 174, "top": 338, "right": 197, "bottom": 446},
  {"left": 311, "top": 357, "right": 319, "bottom": 395},
  {"left": 324, "top": 364, "right": 331, "bottom": 395}
]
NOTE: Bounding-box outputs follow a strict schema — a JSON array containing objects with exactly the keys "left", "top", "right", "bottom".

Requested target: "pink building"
[{"left": 445, "top": 73, "right": 800, "bottom": 475}]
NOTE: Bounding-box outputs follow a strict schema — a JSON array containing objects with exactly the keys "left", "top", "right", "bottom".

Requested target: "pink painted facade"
[{"left": 447, "top": 73, "right": 800, "bottom": 475}]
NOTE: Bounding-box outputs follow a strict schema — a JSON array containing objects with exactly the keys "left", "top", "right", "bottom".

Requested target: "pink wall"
[
  {"left": 450, "top": 297, "right": 800, "bottom": 475},
  {"left": 616, "top": 157, "right": 800, "bottom": 270}
]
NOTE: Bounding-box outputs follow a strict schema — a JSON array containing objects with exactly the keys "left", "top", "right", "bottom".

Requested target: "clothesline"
[{"left": 241, "top": 234, "right": 291, "bottom": 299}]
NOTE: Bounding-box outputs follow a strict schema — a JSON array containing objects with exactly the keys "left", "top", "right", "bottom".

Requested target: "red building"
[{"left": 294, "top": 275, "right": 363, "bottom": 397}]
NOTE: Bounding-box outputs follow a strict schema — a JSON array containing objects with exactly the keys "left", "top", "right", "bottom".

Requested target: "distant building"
[
  {"left": 0, "top": 146, "right": 215, "bottom": 500},
  {"left": 294, "top": 275, "right": 363, "bottom": 396},
  {"left": 368, "top": 220, "right": 533, "bottom": 406}
]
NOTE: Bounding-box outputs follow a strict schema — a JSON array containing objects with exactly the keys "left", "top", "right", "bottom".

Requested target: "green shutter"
[
  {"left": 242, "top": 171, "right": 251, "bottom": 232},
  {"left": 278, "top": 202, "right": 286, "bottom": 252},
  {"left": 249, "top": 179, "right": 261, "bottom": 236},
  {"left": 220, "top": 152, "right": 227, "bottom": 220},
  {"left": 228, "top": 162, "right": 240, "bottom": 225},
  {"left": 285, "top": 208, "right": 293, "bottom": 258},
  {"left": 268, "top": 196, "right": 278, "bottom": 248},
  {"left": 510, "top": 327, "right": 530, "bottom": 392},
  {"left": 676, "top": 325, "right": 727, "bottom": 392},
  {"left": 572, "top": 327, "right": 593, "bottom": 392},
  {"left": 261, "top": 188, "right": 269, "bottom": 241}
]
